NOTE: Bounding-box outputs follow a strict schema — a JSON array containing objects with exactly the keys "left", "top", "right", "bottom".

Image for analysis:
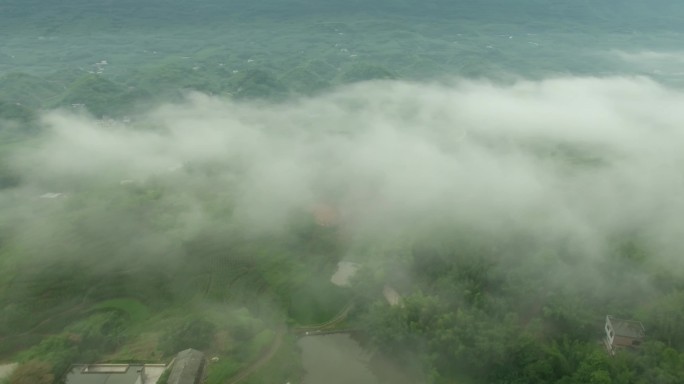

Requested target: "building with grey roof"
[
  {"left": 167, "top": 349, "right": 206, "bottom": 384},
  {"left": 604, "top": 315, "right": 646, "bottom": 355},
  {"left": 64, "top": 364, "right": 166, "bottom": 384}
]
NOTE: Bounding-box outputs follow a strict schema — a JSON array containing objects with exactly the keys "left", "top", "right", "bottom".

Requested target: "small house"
[{"left": 604, "top": 315, "right": 645, "bottom": 354}]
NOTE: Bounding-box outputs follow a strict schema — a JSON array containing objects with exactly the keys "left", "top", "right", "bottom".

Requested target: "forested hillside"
[{"left": 2, "top": 0, "right": 684, "bottom": 118}]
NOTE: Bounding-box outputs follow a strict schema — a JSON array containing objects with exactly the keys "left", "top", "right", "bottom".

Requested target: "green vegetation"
[
  {"left": 349, "top": 233, "right": 684, "bottom": 383},
  {"left": 243, "top": 334, "right": 303, "bottom": 384},
  {"left": 288, "top": 276, "right": 352, "bottom": 325},
  {"left": 12, "top": 312, "right": 128, "bottom": 376},
  {"left": 205, "top": 359, "right": 241, "bottom": 384},
  {"left": 2, "top": 1, "right": 684, "bottom": 120},
  {"left": 156, "top": 367, "right": 171, "bottom": 384},
  {"left": 90, "top": 299, "right": 151, "bottom": 324},
  {"left": 159, "top": 319, "right": 215, "bottom": 356}
]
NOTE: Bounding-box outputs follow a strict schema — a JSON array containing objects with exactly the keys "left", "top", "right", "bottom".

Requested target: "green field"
[{"left": 90, "top": 299, "right": 151, "bottom": 324}]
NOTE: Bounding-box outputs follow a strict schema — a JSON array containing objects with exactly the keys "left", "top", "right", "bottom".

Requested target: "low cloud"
[
  {"left": 613, "top": 50, "right": 684, "bottom": 77},
  {"left": 3, "top": 76, "right": 684, "bottom": 272},
  {"left": 614, "top": 50, "right": 684, "bottom": 64}
]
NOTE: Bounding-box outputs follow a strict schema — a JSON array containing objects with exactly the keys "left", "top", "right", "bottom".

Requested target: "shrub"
[{"left": 159, "top": 318, "right": 215, "bottom": 356}]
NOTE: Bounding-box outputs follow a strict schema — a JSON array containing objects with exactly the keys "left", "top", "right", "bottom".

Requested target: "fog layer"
[{"left": 4, "top": 77, "right": 684, "bottom": 271}]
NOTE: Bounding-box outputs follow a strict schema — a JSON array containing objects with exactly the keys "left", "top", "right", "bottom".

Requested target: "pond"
[
  {"left": 298, "top": 334, "right": 378, "bottom": 384},
  {"left": 298, "top": 333, "right": 417, "bottom": 384}
]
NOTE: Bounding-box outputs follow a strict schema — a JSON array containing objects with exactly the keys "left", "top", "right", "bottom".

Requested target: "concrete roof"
[
  {"left": 607, "top": 316, "right": 646, "bottom": 339},
  {"left": 65, "top": 365, "right": 142, "bottom": 384},
  {"left": 167, "top": 349, "right": 205, "bottom": 384}
]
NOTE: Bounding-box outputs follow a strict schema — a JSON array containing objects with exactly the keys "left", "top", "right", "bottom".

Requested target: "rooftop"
[
  {"left": 65, "top": 364, "right": 166, "bottom": 384},
  {"left": 607, "top": 316, "right": 646, "bottom": 339},
  {"left": 167, "top": 349, "right": 205, "bottom": 384},
  {"left": 65, "top": 364, "right": 140, "bottom": 384}
]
